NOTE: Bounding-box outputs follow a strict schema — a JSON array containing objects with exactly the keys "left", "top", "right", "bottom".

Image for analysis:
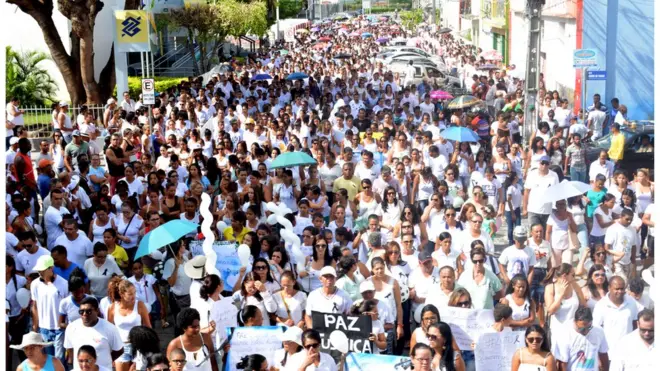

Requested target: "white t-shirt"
[
  {"left": 58, "top": 294, "right": 91, "bottom": 324},
  {"left": 528, "top": 239, "right": 551, "bottom": 268},
  {"left": 16, "top": 247, "right": 50, "bottom": 274},
  {"left": 505, "top": 184, "right": 522, "bottom": 211},
  {"left": 128, "top": 274, "right": 158, "bottom": 306},
  {"left": 284, "top": 350, "right": 338, "bottom": 371},
  {"left": 305, "top": 288, "right": 353, "bottom": 319},
  {"left": 64, "top": 318, "right": 124, "bottom": 371},
  {"left": 162, "top": 257, "right": 192, "bottom": 296},
  {"left": 84, "top": 257, "right": 123, "bottom": 297},
  {"left": 498, "top": 245, "right": 537, "bottom": 278},
  {"left": 552, "top": 325, "right": 608, "bottom": 371},
  {"left": 547, "top": 213, "right": 571, "bottom": 251},
  {"left": 273, "top": 290, "right": 308, "bottom": 325},
  {"left": 604, "top": 222, "right": 636, "bottom": 265},
  {"left": 7, "top": 275, "right": 28, "bottom": 317},
  {"left": 458, "top": 230, "right": 495, "bottom": 255},
  {"left": 524, "top": 170, "right": 559, "bottom": 214},
  {"left": 55, "top": 232, "right": 94, "bottom": 268},
  {"left": 591, "top": 207, "right": 612, "bottom": 237},
  {"left": 644, "top": 203, "right": 656, "bottom": 237},
  {"left": 408, "top": 267, "right": 439, "bottom": 313},
  {"left": 45, "top": 206, "right": 70, "bottom": 249},
  {"left": 31, "top": 275, "right": 69, "bottom": 330},
  {"left": 609, "top": 329, "right": 656, "bottom": 370},
  {"left": 593, "top": 294, "right": 639, "bottom": 355}
]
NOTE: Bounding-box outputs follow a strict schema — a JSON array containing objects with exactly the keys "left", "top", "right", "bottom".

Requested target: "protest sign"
[
  {"left": 345, "top": 353, "right": 412, "bottom": 371},
  {"left": 190, "top": 241, "right": 243, "bottom": 288},
  {"left": 439, "top": 307, "right": 494, "bottom": 350},
  {"left": 312, "top": 312, "right": 373, "bottom": 363},
  {"left": 474, "top": 330, "right": 526, "bottom": 371},
  {"left": 209, "top": 297, "right": 238, "bottom": 344},
  {"left": 224, "top": 326, "right": 284, "bottom": 371}
]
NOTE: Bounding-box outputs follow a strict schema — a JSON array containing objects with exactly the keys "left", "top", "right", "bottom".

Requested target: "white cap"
[
  {"left": 280, "top": 326, "right": 303, "bottom": 346},
  {"left": 189, "top": 143, "right": 202, "bottom": 151},
  {"left": 33, "top": 255, "right": 54, "bottom": 272},
  {"left": 59, "top": 101, "right": 69, "bottom": 107},
  {"left": 107, "top": 98, "right": 116, "bottom": 105},
  {"left": 360, "top": 280, "right": 375, "bottom": 293},
  {"left": 319, "top": 266, "right": 337, "bottom": 277},
  {"left": 9, "top": 137, "right": 19, "bottom": 145}
]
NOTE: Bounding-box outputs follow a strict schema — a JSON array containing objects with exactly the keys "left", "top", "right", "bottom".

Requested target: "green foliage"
[
  {"left": 399, "top": 8, "right": 424, "bottom": 31},
  {"left": 279, "top": 0, "right": 304, "bottom": 19},
  {"left": 6, "top": 46, "right": 58, "bottom": 106},
  {"left": 114, "top": 76, "right": 188, "bottom": 99}
]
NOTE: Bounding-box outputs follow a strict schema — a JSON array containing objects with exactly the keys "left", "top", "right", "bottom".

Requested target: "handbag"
[{"left": 118, "top": 213, "right": 136, "bottom": 246}]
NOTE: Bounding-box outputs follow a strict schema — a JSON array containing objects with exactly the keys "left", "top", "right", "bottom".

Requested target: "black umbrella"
[
  {"left": 334, "top": 53, "right": 352, "bottom": 59},
  {"left": 438, "top": 27, "right": 452, "bottom": 34}
]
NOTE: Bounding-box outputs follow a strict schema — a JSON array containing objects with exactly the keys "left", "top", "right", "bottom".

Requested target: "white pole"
[{"left": 276, "top": 5, "right": 281, "bottom": 40}]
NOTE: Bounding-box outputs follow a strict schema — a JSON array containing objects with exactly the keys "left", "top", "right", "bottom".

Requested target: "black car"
[{"left": 585, "top": 121, "right": 654, "bottom": 179}]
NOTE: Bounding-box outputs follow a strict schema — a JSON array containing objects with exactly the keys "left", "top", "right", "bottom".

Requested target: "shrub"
[{"left": 114, "top": 76, "right": 189, "bottom": 99}]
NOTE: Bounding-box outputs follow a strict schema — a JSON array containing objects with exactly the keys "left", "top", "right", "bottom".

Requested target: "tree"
[
  {"left": 400, "top": 8, "right": 425, "bottom": 31},
  {"left": 6, "top": 46, "right": 57, "bottom": 106},
  {"left": 6, "top": 0, "right": 140, "bottom": 105},
  {"left": 166, "top": 1, "right": 268, "bottom": 75}
]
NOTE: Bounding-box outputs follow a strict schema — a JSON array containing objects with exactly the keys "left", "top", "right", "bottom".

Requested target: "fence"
[{"left": 21, "top": 105, "right": 107, "bottom": 139}]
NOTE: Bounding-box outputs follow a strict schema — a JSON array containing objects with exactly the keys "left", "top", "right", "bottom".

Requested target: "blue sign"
[
  {"left": 573, "top": 49, "right": 597, "bottom": 68},
  {"left": 345, "top": 353, "right": 413, "bottom": 370},
  {"left": 587, "top": 70, "right": 607, "bottom": 80}
]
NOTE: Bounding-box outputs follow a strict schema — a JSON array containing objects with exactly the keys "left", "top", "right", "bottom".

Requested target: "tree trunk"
[{"left": 99, "top": 45, "right": 116, "bottom": 99}]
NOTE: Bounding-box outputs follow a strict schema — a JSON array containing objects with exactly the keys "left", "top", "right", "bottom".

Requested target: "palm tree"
[{"left": 6, "top": 46, "right": 57, "bottom": 106}]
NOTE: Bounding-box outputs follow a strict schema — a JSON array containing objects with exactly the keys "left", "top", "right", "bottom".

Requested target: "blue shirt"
[
  {"left": 89, "top": 166, "right": 106, "bottom": 192},
  {"left": 53, "top": 262, "right": 88, "bottom": 283},
  {"left": 38, "top": 174, "right": 52, "bottom": 200}
]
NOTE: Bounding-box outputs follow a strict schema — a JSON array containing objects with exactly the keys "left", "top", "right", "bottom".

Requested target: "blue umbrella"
[
  {"left": 135, "top": 220, "right": 199, "bottom": 260},
  {"left": 440, "top": 126, "right": 480, "bottom": 143},
  {"left": 252, "top": 74, "right": 272, "bottom": 81},
  {"left": 270, "top": 151, "right": 317, "bottom": 169},
  {"left": 362, "top": 32, "right": 373, "bottom": 38},
  {"left": 286, "top": 72, "right": 309, "bottom": 80}
]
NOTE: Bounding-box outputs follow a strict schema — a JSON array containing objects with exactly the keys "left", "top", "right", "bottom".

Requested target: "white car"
[{"left": 388, "top": 62, "right": 461, "bottom": 88}]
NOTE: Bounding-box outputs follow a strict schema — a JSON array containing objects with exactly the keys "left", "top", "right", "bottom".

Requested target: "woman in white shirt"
[
  {"left": 545, "top": 200, "right": 577, "bottom": 267},
  {"left": 115, "top": 200, "right": 144, "bottom": 262},
  {"left": 589, "top": 194, "right": 616, "bottom": 246},
  {"left": 235, "top": 272, "right": 277, "bottom": 327},
  {"left": 283, "top": 329, "right": 337, "bottom": 371},
  {"left": 376, "top": 186, "right": 403, "bottom": 239},
  {"left": 350, "top": 299, "right": 387, "bottom": 354},
  {"left": 273, "top": 271, "right": 307, "bottom": 328},
  {"left": 7, "top": 255, "right": 29, "bottom": 350},
  {"left": 504, "top": 173, "right": 523, "bottom": 246},
  {"left": 272, "top": 326, "right": 303, "bottom": 371}
]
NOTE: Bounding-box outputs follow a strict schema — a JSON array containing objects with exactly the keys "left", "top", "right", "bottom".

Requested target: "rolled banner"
[
  {"left": 216, "top": 220, "right": 228, "bottom": 234},
  {"left": 280, "top": 229, "right": 296, "bottom": 244}
]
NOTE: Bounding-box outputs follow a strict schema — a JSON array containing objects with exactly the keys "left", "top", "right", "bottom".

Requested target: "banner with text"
[
  {"left": 439, "top": 307, "right": 494, "bottom": 350},
  {"left": 224, "top": 326, "right": 285, "bottom": 371},
  {"left": 345, "top": 353, "right": 412, "bottom": 371},
  {"left": 190, "top": 241, "right": 243, "bottom": 288},
  {"left": 312, "top": 312, "right": 373, "bottom": 364},
  {"left": 475, "top": 331, "right": 526, "bottom": 371},
  {"left": 210, "top": 297, "right": 238, "bottom": 345}
]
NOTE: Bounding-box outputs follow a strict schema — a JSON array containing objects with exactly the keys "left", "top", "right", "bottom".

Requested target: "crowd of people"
[{"left": 5, "top": 12, "right": 656, "bottom": 371}]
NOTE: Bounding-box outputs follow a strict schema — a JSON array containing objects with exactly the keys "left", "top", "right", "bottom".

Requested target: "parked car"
[
  {"left": 384, "top": 53, "right": 447, "bottom": 70},
  {"left": 584, "top": 120, "right": 654, "bottom": 179},
  {"left": 381, "top": 46, "right": 436, "bottom": 59},
  {"left": 388, "top": 62, "right": 462, "bottom": 88}
]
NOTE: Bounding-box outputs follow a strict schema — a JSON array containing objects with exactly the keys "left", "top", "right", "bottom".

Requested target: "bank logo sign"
[
  {"left": 573, "top": 49, "right": 597, "bottom": 68},
  {"left": 115, "top": 10, "right": 150, "bottom": 52}
]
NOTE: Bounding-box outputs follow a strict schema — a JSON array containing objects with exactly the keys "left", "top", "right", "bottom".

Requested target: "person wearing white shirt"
[
  {"left": 604, "top": 208, "right": 637, "bottom": 282},
  {"left": 64, "top": 296, "right": 124, "bottom": 371},
  {"left": 304, "top": 267, "right": 353, "bottom": 329},
  {"left": 354, "top": 151, "right": 380, "bottom": 183},
  {"left": 54, "top": 219, "right": 94, "bottom": 269},
  {"left": 15, "top": 232, "right": 50, "bottom": 274},
  {"left": 609, "top": 308, "right": 655, "bottom": 371},
  {"left": 498, "top": 227, "right": 537, "bottom": 282},
  {"left": 30, "top": 255, "right": 70, "bottom": 362},
  {"left": 588, "top": 150, "right": 615, "bottom": 183},
  {"left": 553, "top": 307, "right": 609, "bottom": 371},
  {"left": 593, "top": 276, "right": 639, "bottom": 355},
  {"left": 120, "top": 92, "right": 136, "bottom": 113},
  {"left": 84, "top": 244, "right": 124, "bottom": 298},
  {"left": 522, "top": 156, "right": 559, "bottom": 229},
  {"left": 45, "top": 189, "right": 70, "bottom": 249},
  {"left": 587, "top": 103, "right": 607, "bottom": 140},
  {"left": 283, "top": 329, "right": 338, "bottom": 371}
]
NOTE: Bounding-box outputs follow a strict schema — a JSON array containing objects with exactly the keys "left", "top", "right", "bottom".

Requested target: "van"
[{"left": 388, "top": 62, "right": 462, "bottom": 88}]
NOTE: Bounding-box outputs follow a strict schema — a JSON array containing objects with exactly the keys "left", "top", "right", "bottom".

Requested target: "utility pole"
[
  {"left": 522, "top": 0, "right": 545, "bottom": 146},
  {"left": 433, "top": 0, "right": 437, "bottom": 24}
]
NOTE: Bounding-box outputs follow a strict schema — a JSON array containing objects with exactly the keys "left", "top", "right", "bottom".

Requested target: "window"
[{"left": 414, "top": 67, "right": 422, "bottom": 77}]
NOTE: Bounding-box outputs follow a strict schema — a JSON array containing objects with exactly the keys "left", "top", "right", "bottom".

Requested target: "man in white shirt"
[
  {"left": 604, "top": 208, "right": 637, "bottom": 282},
  {"left": 588, "top": 150, "right": 615, "bottom": 183},
  {"left": 15, "top": 231, "right": 50, "bottom": 275},
  {"left": 428, "top": 145, "right": 448, "bottom": 180},
  {"left": 522, "top": 155, "right": 559, "bottom": 230},
  {"left": 593, "top": 276, "right": 639, "bottom": 354},
  {"left": 120, "top": 91, "right": 136, "bottom": 113},
  {"left": 553, "top": 307, "right": 609, "bottom": 371},
  {"left": 64, "top": 297, "right": 124, "bottom": 370},
  {"left": 30, "top": 255, "right": 69, "bottom": 362},
  {"left": 609, "top": 309, "right": 654, "bottom": 370},
  {"left": 587, "top": 102, "right": 607, "bottom": 141},
  {"left": 354, "top": 151, "right": 380, "bottom": 183},
  {"left": 54, "top": 218, "right": 93, "bottom": 268},
  {"left": 498, "top": 226, "right": 536, "bottom": 284},
  {"left": 304, "top": 266, "right": 353, "bottom": 329},
  {"left": 44, "top": 189, "right": 70, "bottom": 249}
]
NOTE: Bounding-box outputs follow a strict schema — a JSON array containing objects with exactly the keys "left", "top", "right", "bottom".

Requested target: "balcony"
[{"left": 542, "top": 0, "right": 578, "bottom": 18}]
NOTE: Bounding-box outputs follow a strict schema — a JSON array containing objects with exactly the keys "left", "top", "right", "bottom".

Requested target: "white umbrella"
[{"left": 543, "top": 180, "right": 591, "bottom": 203}]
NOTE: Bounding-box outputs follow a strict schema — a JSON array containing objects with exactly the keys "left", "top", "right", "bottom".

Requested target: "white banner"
[
  {"left": 439, "top": 307, "right": 494, "bottom": 350},
  {"left": 190, "top": 241, "right": 243, "bottom": 288},
  {"left": 474, "top": 331, "right": 526, "bottom": 371},
  {"left": 224, "top": 326, "right": 285, "bottom": 371}
]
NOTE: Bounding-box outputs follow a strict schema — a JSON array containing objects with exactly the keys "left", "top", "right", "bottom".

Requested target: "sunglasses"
[
  {"left": 457, "top": 301, "right": 471, "bottom": 307},
  {"left": 540, "top": 161, "right": 550, "bottom": 166},
  {"left": 471, "top": 220, "right": 483, "bottom": 224},
  {"left": 304, "top": 342, "right": 321, "bottom": 350},
  {"left": 388, "top": 250, "right": 401, "bottom": 254},
  {"left": 79, "top": 309, "right": 94, "bottom": 315},
  {"left": 427, "top": 334, "right": 439, "bottom": 341},
  {"left": 446, "top": 212, "right": 456, "bottom": 217},
  {"left": 254, "top": 265, "right": 267, "bottom": 271},
  {"left": 472, "top": 259, "right": 485, "bottom": 264},
  {"left": 593, "top": 272, "right": 606, "bottom": 278},
  {"left": 316, "top": 244, "right": 328, "bottom": 248},
  {"left": 171, "top": 359, "right": 187, "bottom": 365},
  {"left": 526, "top": 337, "right": 543, "bottom": 344}
]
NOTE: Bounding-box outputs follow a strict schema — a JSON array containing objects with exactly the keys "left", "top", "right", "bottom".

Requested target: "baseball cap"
[
  {"left": 189, "top": 143, "right": 202, "bottom": 151},
  {"left": 59, "top": 101, "right": 69, "bottom": 107},
  {"left": 38, "top": 159, "right": 54, "bottom": 169},
  {"left": 320, "top": 266, "right": 337, "bottom": 277},
  {"left": 107, "top": 98, "right": 116, "bottom": 105},
  {"left": 280, "top": 326, "right": 303, "bottom": 346},
  {"left": 9, "top": 137, "right": 19, "bottom": 145},
  {"left": 360, "top": 280, "right": 375, "bottom": 293},
  {"left": 513, "top": 226, "right": 528, "bottom": 241},
  {"left": 539, "top": 155, "right": 550, "bottom": 163},
  {"left": 72, "top": 130, "right": 81, "bottom": 137},
  {"left": 33, "top": 255, "right": 54, "bottom": 272},
  {"left": 418, "top": 250, "right": 433, "bottom": 262}
]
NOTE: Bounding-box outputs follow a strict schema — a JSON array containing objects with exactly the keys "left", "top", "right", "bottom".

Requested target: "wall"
[
  {"left": 508, "top": 11, "right": 528, "bottom": 68},
  {"left": 3, "top": 0, "right": 125, "bottom": 102},
  {"left": 583, "top": 0, "right": 654, "bottom": 120},
  {"left": 541, "top": 17, "right": 576, "bottom": 93},
  {"left": 443, "top": 0, "right": 460, "bottom": 31}
]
